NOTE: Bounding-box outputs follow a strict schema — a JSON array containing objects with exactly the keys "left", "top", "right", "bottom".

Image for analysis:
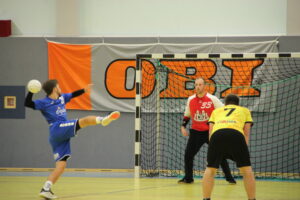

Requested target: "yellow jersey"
[{"left": 208, "top": 105, "right": 253, "bottom": 135}]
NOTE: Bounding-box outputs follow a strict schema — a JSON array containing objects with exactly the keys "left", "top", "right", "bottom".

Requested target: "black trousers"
[{"left": 184, "top": 129, "right": 233, "bottom": 180}]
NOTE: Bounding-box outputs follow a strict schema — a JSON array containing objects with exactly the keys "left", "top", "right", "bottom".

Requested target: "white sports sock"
[
  {"left": 43, "top": 180, "right": 53, "bottom": 191},
  {"left": 96, "top": 116, "right": 104, "bottom": 124}
]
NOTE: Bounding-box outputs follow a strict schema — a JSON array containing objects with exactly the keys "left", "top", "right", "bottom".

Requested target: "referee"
[{"left": 202, "top": 94, "right": 256, "bottom": 200}]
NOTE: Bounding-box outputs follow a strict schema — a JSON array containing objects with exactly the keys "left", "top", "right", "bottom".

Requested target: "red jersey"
[{"left": 183, "top": 93, "right": 223, "bottom": 131}]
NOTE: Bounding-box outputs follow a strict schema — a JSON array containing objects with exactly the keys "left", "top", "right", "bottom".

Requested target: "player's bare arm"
[
  {"left": 208, "top": 123, "right": 214, "bottom": 139},
  {"left": 243, "top": 123, "right": 252, "bottom": 145}
]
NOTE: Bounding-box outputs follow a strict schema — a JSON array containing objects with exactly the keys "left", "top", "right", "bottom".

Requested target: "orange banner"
[{"left": 48, "top": 42, "right": 92, "bottom": 110}]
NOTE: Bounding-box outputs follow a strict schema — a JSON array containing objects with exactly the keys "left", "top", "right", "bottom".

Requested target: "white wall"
[
  {"left": 287, "top": 0, "right": 300, "bottom": 35},
  {"left": 79, "top": 0, "right": 287, "bottom": 36},
  {"left": 0, "top": 0, "right": 56, "bottom": 36},
  {"left": 0, "top": 0, "right": 287, "bottom": 36}
]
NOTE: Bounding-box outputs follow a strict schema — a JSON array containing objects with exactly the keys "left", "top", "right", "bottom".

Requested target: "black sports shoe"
[
  {"left": 178, "top": 178, "right": 194, "bottom": 184},
  {"left": 226, "top": 177, "right": 237, "bottom": 184}
]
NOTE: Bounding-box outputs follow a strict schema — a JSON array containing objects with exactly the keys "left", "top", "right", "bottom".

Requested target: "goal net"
[{"left": 135, "top": 53, "right": 300, "bottom": 180}]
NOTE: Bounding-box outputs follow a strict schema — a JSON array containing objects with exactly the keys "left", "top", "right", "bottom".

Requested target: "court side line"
[
  {"left": 59, "top": 183, "right": 179, "bottom": 199},
  {"left": 0, "top": 168, "right": 133, "bottom": 173}
]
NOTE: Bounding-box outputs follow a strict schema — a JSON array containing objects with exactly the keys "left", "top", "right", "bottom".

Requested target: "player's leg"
[
  {"left": 78, "top": 111, "right": 120, "bottom": 128},
  {"left": 48, "top": 160, "right": 67, "bottom": 184},
  {"left": 230, "top": 129, "right": 255, "bottom": 199},
  {"left": 239, "top": 166, "right": 256, "bottom": 200},
  {"left": 203, "top": 130, "right": 225, "bottom": 199},
  {"left": 78, "top": 115, "right": 102, "bottom": 128},
  {"left": 179, "top": 130, "right": 207, "bottom": 183},
  {"left": 202, "top": 167, "right": 217, "bottom": 199},
  {"left": 40, "top": 129, "right": 71, "bottom": 199},
  {"left": 39, "top": 160, "right": 67, "bottom": 199}
]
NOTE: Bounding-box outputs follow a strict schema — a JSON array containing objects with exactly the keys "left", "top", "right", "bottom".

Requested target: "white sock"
[
  {"left": 96, "top": 116, "right": 104, "bottom": 124},
  {"left": 43, "top": 180, "right": 53, "bottom": 191}
]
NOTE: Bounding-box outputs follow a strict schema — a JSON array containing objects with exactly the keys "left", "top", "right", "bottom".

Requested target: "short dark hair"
[
  {"left": 42, "top": 79, "right": 58, "bottom": 95},
  {"left": 225, "top": 94, "right": 240, "bottom": 105}
]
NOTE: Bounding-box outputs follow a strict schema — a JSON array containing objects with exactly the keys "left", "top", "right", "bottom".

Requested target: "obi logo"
[{"left": 105, "top": 59, "right": 263, "bottom": 99}]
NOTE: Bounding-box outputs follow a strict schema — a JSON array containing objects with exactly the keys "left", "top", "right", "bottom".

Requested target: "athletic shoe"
[
  {"left": 178, "top": 178, "right": 194, "bottom": 184},
  {"left": 39, "top": 188, "right": 57, "bottom": 199},
  {"left": 102, "top": 111, "right": 121, "bottom": 126},
  {"left": 226, "top": 177, "right": 237, "bottom": 184}
]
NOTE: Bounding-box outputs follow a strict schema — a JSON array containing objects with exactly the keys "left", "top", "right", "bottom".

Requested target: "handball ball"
[{"left": 27, "top": 79, "right": 42, "bottom": 93}]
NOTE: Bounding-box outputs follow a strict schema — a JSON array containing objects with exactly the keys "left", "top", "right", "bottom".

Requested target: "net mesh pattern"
[{"left": 139, "top": 57, "right": 300, "bottom": 180}]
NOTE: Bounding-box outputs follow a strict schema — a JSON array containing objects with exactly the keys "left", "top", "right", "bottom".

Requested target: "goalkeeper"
[{"left": 179, "top": 77, "right": 235, "bottom": 184}]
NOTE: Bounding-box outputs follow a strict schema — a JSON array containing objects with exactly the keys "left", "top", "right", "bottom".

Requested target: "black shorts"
[{"left": 207, "top": 128, "right": 251, "bottom": 168}]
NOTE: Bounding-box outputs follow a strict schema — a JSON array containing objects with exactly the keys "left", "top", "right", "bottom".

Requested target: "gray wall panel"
[{"left": 0, "top": 36, "right": 300, "bottom": 169}]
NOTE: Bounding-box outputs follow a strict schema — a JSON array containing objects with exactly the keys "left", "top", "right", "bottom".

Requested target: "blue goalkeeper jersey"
[{"left": 33, "top": 93, "right": 72, "bottom": 124}]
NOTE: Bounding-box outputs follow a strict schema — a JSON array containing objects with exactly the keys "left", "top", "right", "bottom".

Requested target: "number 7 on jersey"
[{"left": 224, "top": 108, "right": 236, "bottom": 116}]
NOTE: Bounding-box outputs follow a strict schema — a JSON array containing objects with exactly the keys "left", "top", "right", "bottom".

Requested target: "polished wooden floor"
[{"left": 0, "top": 175, "right": 299, "bottom": 200}]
